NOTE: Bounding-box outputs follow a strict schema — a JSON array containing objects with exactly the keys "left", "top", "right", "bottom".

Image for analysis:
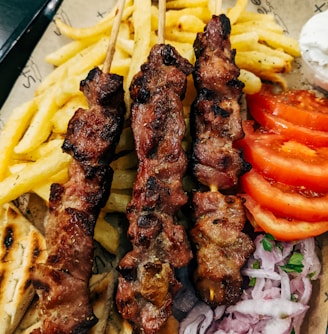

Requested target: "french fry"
[
  {"left": 165, "top": 7, "right": 211, "bottom": 27},
  {"left": 45, "top": 36, "right": 100, "bottom": 66},
  {"left": 165, "top": 28, "right": 197, "bottom": 44},
  {"left": 32, "top": 168, "right": 69, "bottom": 203},
  {"left": 239, "top": 69, "right": 262, "bottom": 95},
  {"left": 54, "top": 73, "right": 86, "bottom": 106},
  {"left": 110, "top": 151, "right": 138, "bottom": 170},
  {"left": 230, "top": 31, "right": 259, "bottom": 51},
  {"left": 176, "top": 14, "right": 205, "bottom": 33},
  {"left": 14, "top": 90, "right": 58, "bottom": 154},
  {"left": 36, "top": 36, "right": 110, "bottom": 95},
  {"left": 105, "top": 191, "right": 131, "bottom": 213},
  {"left": 226, "top": 0, "right": 248, "bottom": 24},
  {"left": 0, "top": 149, "right": 71, "bottom": 206},
  {"left": 52, "top": 95, "right": 88, "bottom": 134},
  {"left": 94, "top": 211, "right": 120, "bottom": 254},
  {"left": 54, "top": 1, "right": 134, "bottom": 40},
  {"left": 231, "top": 20, "right": 284, "bottom": 35},
  {"left": 111, "top": 169, "right": 136, "bottom": 190},
  {"left": 14, "top": 139, "right": 64, "bottom": 162},
  {"left": 0, "top": 100, "right": 37, "bottom": 180},
  {"left": 236, "top": 11, "right": 275, "bottom": 23},
  {"left": 107, "top": 57, "right": 131, "bottom": 77},
  {"left": 235, "top": 50, "right": 292, "bottom": 75},
  {"left": 257, "top": 30, "right": 301, "bottom": 57},
  {"left": 166, "top": 0, "right": 208, "bottom": 9},
  {"left": 208, "top": 0, "right": 222, "bottom": 15}
]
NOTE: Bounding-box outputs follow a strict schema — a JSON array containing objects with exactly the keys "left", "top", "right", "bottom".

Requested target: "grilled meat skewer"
[
  {"left": 31, "top": 67, "right": 126, "bottom": 333},
  {"left": 190, "top": 14, "right": 254, "bottom": 306},
  {"left": 116, "top": 44, "right": 193, "bottom": 334}
]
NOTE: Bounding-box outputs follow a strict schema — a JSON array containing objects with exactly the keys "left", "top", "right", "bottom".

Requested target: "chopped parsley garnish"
[
  {"left": 280, "top": 252, "right": 304, "bottom": 273},
  {"left": 261, "top": 234, "right": 275, "bottom": 252}
]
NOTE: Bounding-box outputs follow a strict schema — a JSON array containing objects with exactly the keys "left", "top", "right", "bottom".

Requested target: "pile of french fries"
[{"left": 0, "top": 0, "right": 300, "bottom": 254}]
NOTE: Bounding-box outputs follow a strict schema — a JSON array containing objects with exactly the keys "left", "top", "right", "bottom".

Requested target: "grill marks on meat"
[
  {"left": 116, "top": 44, "right": 193, "bottom": 334},
  {"left": 190, "top": 192, "right": 254, "bottom": 306},
  {"left": 191, "top": 14, "right": 250, "bottom": 190},
  {"left": 190, "top": 15, "right": 254, "bottom": 306},
  {"left": 31, "top": 67, "right": 125, "bottom": 334}
]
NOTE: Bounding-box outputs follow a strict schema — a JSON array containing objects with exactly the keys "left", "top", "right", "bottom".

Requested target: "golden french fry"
[
  {"left": 236, "top": 11, "right": 275, "bottom": 23},
  {"left": 54, "top": 73, "right": 85, "bottom": 107},
  {"left": 230, "top": 32, "right": 259, "bottom": 51},
  {"left": 176, "top": 14, "right": 205, "bottom": 33},
  {"left": 110, "top": 151, "right": 138, "bottom": 171},
  {"left": 105, "top": 191, "right": 131, "bottom": 213},
  {"left": 165, "top": 28, "right": 197, "bottom": 44},
  {"left": 257, "top": 30, "right": 301, "bottom": 57},
  {"left": 116, "top": 38, "right": 134, "bottom": 56},
  {"left": 111, "top": 169, "right": 136, "bottom": 190},
  {"left": 32, "top": 168, "right": 69, "bottom": 203},
  {"left": 239, "top": 69, "right": 262, "bottom": 95},
  {"left": 226, "top": 0, "right": 249, "bottom": 24},
  {"left": 14, "top": 90, "right": 58, "bottom": 154},
  {"left": 260, "top": 72, "right": 288, "bottom": 90},
  {"left": 54, "top": 1, "right": 133, "bottom": 40},
  {"left": 208, "top": 0, "right": 222, "bottom": 15},
  {"left": 15, "top": 139, "right": 64, "bottom": 162},
  {"left": 231, "top": 20, "right": 284, "bottom": 35},
  {"left": 45, "top": 37, "right": 99, "bottom": 66},
  {"left": 0, "top": 100, "right": 37, "bottom": 180},
  {"left": 166, "top": 0, "right": 208, "bottom": 9},
  {"left": 166, "top": 40, "right": 195, "bottom": 62},
  {"left": 107, "top": 57, "right": 131, "bottom": 77},
  {"left": 0, "top": 148, "right": 71, "bottom": 206},
  {"left": 52, "top": 95, "right": 87, "bottom": 134},
  {"left": 165, "top": 7, "right": 211, "bottom": 28},
  {"left": 36, "top": 36, "right": 109, "bottom": 95},
  {"left": 94, "top": 211, "right": 120, "bottom": 254},
  {"left": 235, "top": 50, "right": 291, "bottom": 75}
]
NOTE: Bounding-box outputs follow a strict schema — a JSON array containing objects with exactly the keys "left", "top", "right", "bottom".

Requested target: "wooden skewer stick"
[
  {"left": 158, "top": 0, "right": 166, "bottom": 44},
  {"left": 103, "top": 0, "right": 126, "bottom": 73}
]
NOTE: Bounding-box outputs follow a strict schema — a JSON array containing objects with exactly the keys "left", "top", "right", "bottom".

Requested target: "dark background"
[{"left": 0, "top": 0, "right": 62, "bottom": 108}]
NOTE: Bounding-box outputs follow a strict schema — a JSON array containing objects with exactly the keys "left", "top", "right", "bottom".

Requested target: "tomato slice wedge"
[
  {"left": 247, "top": 102, "right": 328, "bottom": 147},
  {"left": 241, "top": 194, "right": 328, "bottom": 241},
  {"left": 236, "top": 121, "right": 328, "bottom": 192},
  {"left": 247, "top": 85, "right": 328, "bottom": 131},
  {"left": 240, "top": 168, "right": 328, "bottom": 222}
]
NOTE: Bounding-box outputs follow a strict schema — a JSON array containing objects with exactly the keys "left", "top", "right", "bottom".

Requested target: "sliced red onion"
[
  {"left": 299, "top": 238, "right": 321, "bottom": 279},
  {"left": 279, "top": 267, "right": 291, "bottom": 300},
  {"left": 262, "top": 317, "right": 293, "bottom": 334},
  {"left": 179, "top": 234, "right": 321, "bottom": 334},
  {"left": 179, "top": 302, "right": 213, "bottom": 334},
  {"left": 227, "top": 298, "right": 308, "bottom": 318},
  {"left": 242, "top": 268, "right": 281, "bottom": 280},
  {"left": 213, "top": 305, "right": 226, "bottom": 320}
]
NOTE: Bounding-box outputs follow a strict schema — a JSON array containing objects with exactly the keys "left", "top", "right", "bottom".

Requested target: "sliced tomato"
[
  {"left": 240, "top": 168, "right": 328, "bottom": 222},
  {"left": 247, "top": 102, "right": 328, "bottom": 147},
  {"left": 241, "top": 194, "right": 328, "bottom": 241},
  {"left": 236, "top": 121, "right": 328, "bottom": 192},
  {"left": 247, "top": 85, "right": 328, "bottom": 132}
]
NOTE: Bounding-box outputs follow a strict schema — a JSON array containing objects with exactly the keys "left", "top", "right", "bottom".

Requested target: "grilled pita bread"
[{"left": 0, "top": 203, "right": 47, "bottom": 334}]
